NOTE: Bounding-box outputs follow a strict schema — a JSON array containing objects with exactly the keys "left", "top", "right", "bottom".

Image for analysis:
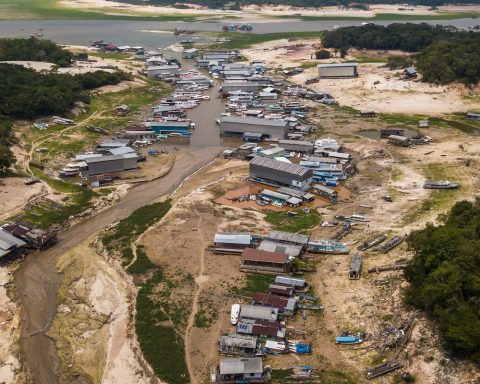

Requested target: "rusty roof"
[{"left": 241, "top": 248, "right": 288, "bottom": 264}]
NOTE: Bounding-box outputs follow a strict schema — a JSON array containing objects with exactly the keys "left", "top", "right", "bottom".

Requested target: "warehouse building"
[
  {"left": 83, "top": 153, "right": 138, "bottom": 176},
  {"left": 249, "top": 156, "right": 313, "bottom": 190},
  {"left": 317, "top": 63, "right": 359, "bottom": 78},
  {"left": 147, "top": 64, "right": 180, "bottom": 78},
  {"left": 182, "top": 48, "right": 198, "bottom": 59},
  {"left": 220, "top": 117, "right": 288, "bottom": 140}
]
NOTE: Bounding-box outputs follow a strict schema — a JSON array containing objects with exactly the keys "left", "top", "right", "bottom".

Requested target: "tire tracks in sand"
[{"left": 184, "top": 204, "right": 209, "bottom": 384}]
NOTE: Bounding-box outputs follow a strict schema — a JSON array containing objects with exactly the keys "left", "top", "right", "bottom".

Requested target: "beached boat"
[
  {"left": 357, "top": 234, "right": 387, "bottom": 251},
  {"left": 307, "top": 239, "right": 349, "bottom": 254},
  {"left": 335, "top": 336, "right": 363, "bottom": 345},
  {"left": 423, "top": 180, "right": 460, "bottom": 189},
  {"left": 230, "top": 304, "right": 240, "bottom": 325}
]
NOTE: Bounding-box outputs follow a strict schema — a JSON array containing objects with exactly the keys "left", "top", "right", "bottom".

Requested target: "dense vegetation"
[
  {"left": 0, "top": 38, "right": 73, "bottom": 67},
  {"left": 110, "top": 0, "right": 480, "bottom": 9},
  {"left": 322, "top": 23, "right": 454, "bottom": 52},
  {"left": 323, "top": 23, "right": 480, "bottom": 84},
  {"left": 405, "top": 199, "right": 480, "bottom": 362},
  {"left": 416, "top": 34, "right": 480, "bottom": 84},
  {"left": 0, "top": 117, "right": 15, "bottom": 172},
  {"left": 0, "top": 63, "right": 130, "bottom": 172}
]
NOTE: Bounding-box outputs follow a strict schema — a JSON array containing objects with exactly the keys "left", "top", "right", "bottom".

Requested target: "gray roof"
[
  {"left": 214, "top": 232, "right": 252, "bottom": 245},
  {"left": 249, "top": 156, "right": 311, "bottom": 177},
  {"left": 240, "top": 305, "right": 278, "bottom": 321},
  {"left": 184, "top": 48, "right": 198, "bottom": 53},
  {"left": 85, "top": 153, "right": 137, "bottom": 164},
  {"left": 219, "top": 334, "right": 257, "bottom": 349},
  {"left": 220, "top": 116, "right": 287, "bottom": 127},
  {"left": 99, "top": 139, "right": 130, "bottom": 148},
  {"left": 108, "top": 147, "right": 136, "bottom": 156},
  {"left": 243, "top": 132, "right": 263, "bottom": 138},
  {"left": 266, "top": 230, "right": 310, "bottom": 245},
  {"left": 277, "top": 187, "right": 305, "bottom": 198},
  {"left": 260, "top": 189, "right": 290, "bottom": 201},
  {"left": 219, "top": 357, "right": 263, "bottom": 375},
  {"left": 275, "top": 275, "right": 306, "bottom": 288},
  {"left": 0, "top": 229, "right": 26, "bottom": 255},
  {"left": 317, "top": 63, "right": 358, "bottom": 68},
  {"left": 146, "top": 121, "right": 190, "bottom": 128},
  {"left": 258, "top": 240, "right": 303, "bottom": 258},
  {"left": 279, "top": 139, "right": 314, "bottom": 147}
]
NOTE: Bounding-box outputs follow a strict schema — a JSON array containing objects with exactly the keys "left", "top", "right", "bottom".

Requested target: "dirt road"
[{"left": 14, "top": 146, "right": 224, "bottom": 384}]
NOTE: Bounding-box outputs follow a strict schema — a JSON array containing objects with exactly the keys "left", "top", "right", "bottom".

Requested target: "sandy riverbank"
[
  {"left": 60, "top": 0, "right": 480, "bottom": 20},
  {"left": 242, "top": 39, "right": 480, "bottom": 115}
]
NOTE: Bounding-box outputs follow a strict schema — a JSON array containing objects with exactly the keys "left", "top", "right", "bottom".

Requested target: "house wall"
[{"left": 318, "top": 65, "right": 357, "bottom": 78}]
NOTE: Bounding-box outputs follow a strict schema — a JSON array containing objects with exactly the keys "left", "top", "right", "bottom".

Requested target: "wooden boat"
[
  {"left": 423, "top": 180, "right": 459, "bottom": 189},
  {"left": 357, "top": 234, "right": 387, "bottom": 251},
  {"left": 377, "top": 236, "right": 403, "bottom": 254}
]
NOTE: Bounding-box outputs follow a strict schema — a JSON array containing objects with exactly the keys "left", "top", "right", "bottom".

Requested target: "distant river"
[{"left": 0, "top": 18, "right": 477, "bottom": 46}]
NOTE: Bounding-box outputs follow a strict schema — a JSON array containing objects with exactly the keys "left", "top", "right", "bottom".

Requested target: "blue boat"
[{"left": 335, "top": 336, "right": 363, "bottom": 344}]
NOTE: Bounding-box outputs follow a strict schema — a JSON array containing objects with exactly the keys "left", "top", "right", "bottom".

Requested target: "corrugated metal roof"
[
  {"left": 279, "top": 139, "right": 314, "bottom": 147},
  {"left": 0, "top": 229, "right": 26, "bottom": 251},
  {"left": 220, "top": 116, "right": 287, "bottom": 127},
  {"left": 260, "top": 189, "right": 290, "bottom": 201},
  {"left": 266, "top": 230, "right": 310, "bottom": 245},
  {"left": 250, "top": 156, "right": 311, "bottom": 177},
  {"left": 219, "top": 334, "right": 257, "bottom": 348},
  {"left": 214, "top": 232, "right": 252, "bottom": 245},
  {"left": 219, "top": 357, "right": 263, "bottom": 375},
  {"left": 240, "top": 305, "right": 278, "bottom": 321},
  {"left": 241, "top": 248, "right": 288, "bottom": 264},
  {"left": 275, "top": 275, "right": 306, "bottom": 287},
  {"left": 258, "top": 240, "right": 302, "bottom": 257},
  {"left": 108, "top": 147, "right": 136, "bottom": 156},
  {"left": 85, "top": 154, "right": 137, "bottom": 164}
]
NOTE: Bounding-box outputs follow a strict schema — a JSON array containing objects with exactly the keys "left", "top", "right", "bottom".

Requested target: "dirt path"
[
  {"left": 184, "top": 205, "right": 208, "bottom": 384},
  {"left": 14, "top": 146, "right": 224, "bottom": 384}
]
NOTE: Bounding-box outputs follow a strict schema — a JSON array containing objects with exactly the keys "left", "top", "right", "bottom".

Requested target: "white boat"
[{"left": 231, "top": 303, "right": 240, "bottom": 325}]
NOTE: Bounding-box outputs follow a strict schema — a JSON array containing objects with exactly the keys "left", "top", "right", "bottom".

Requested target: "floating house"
[
  {"left": 212, "top": 357, "right": 266, "bottom": 384},
  {"left": 146, "top": 121, "right": 192, "bottom": 134},
  {"left": 240, "top": 248, "right": 291, "bottom": 273},
  {"left": 252, "top": 292, "right": 297, "bottom": 316},
  {"left": 220, "top": 117, "right": 288, "bottom": 140},
  {"left": 311, "top": 184, "right": 339, "bottom": 202},
  {"left": 265, "top": 230, "right": 310, "bottom": 248},
  {"left": 182, "top": 48, "right": 199, "bottom": 59},
  {"left": 2, "top": 224, "right": 57, "bottom": 250},
  {"left": 214, "top": 232, "right": 252, "bottom": 254},
  {"left": 388, "top": 135, "right": 411, "bottom": 147},
  {"left": 278, "top": 140, "right": 315, "bottom": 154},
  {"left": 239, "top": 304, "right": 278, "bottom": 322},
  {"left": 258, "top": 240, "right": 303, "bottom": 258},
  {"left": 274, "top": 276, "right": 307, "bottom": 290},
  {"left": 218, "top": 334, "right": 258, "bottom": 356},
  {"left": 237, "top": 319, "right": 285, "bottom": 339},
  {"left": 268, "top": 283, "right": 294, "bottom": 297}
]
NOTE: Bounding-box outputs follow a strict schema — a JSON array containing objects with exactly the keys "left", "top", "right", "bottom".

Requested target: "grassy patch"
[
  {"left": 0, "top": 0, "right": 201, "bottom": 20},
  {"left": 101, "top": 200, "right": 171, "bottom": 265},
  {"left": 380, "top": 112, "right": 422, "bottom": 126},
  {"left": 23, "top": 168, "right": 96, "bottom": 228},
  {"left": 135, "top": 269, "right": 189, "bottom": 384},
  {"left": 127, "top": 247, "right": 156, "bottom": 274},
  {"left": 230, "top": 273, "right": 274, "bottom": 297},
  {"left": 429, "top": 117, "right": 480, "bottom": 136},
  {"left": 265, "top": 209, "right": 320, "bottom": 233},
  {"left": 194, "top": 297, "right": 219, "bottom": 328},
  {"left": 318, "top": 369, "right": 357, "bottom": 384},
  {"left": 402, "top": 163, "right": 461, "bottom": 225},
  {"left": 213, "top": 31, "right": 323, "bottom": 50},
  {"left": 353, "top": 55, "right": 388, "bottom": 64}
]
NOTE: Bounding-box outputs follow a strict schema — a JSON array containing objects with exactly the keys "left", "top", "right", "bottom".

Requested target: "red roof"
[
  {"left": 241, "top": 248, "right": 288, "bottom": 264},
  {"left": 252, "top": 320, "right": 281, "bottom": 337},
  {"left": 253, "top": 292, "right": 289, "bottom": 309}
]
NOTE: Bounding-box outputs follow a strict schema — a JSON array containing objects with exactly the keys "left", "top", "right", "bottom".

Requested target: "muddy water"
[{"left": 14, "top": 56, "right": 229, "bottom": 383}]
